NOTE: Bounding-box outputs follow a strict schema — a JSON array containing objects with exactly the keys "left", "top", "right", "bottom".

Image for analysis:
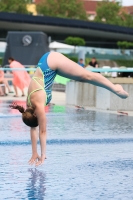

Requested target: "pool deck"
[
  {"left": 0, "top": 87, "right": 66, "bottom": 105},
  {"left": 1, "top": 86, "right": 133, "bottom": 116}
]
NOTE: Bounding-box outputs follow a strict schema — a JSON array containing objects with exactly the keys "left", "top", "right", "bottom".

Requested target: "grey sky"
[{"left": 122, "top": 0, "right": 133, "bottom": 6}]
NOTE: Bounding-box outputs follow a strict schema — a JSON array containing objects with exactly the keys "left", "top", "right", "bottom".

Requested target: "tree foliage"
[
  {"left": 36, "top": 0, "right": 87, "bottom": 20},
  {"left": 63, "top": 54, "right": 78, "bottom": 63},
  {"left": 117, "top": 41, "right": 133, "bottom": 49},
  {"left": 0, "top": 0, "right": 29, "bottom": 14},
  {"left": 95, "top": 0, "right": 133, "bottom": 28},
  {"left": 64, "top": 37, "right": 85, "bottom": 46}
]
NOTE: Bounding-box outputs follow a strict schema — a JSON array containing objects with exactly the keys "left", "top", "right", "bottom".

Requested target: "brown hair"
[
  {"left": 9, "top": 103, "right": 38, "bottom": 127},
  {"left": 8, "top": 57, "right": 15, "bottom": 61}
]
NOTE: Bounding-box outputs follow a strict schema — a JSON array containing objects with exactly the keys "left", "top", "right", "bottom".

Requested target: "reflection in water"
[
  {"left": 52, "top": 105, "right": 66, "bottom": 113},
  {"left": 27, "top": 169, "right": 46, "bottom": 200}
]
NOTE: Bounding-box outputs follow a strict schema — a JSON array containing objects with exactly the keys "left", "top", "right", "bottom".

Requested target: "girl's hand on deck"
[{"left": 28, "top": 153, "right": 41, "bottom": 165}]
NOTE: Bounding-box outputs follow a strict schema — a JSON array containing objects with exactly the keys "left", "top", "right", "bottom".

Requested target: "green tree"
[
  {"left": 95, "top": 0, "right": 133, "bottom": 28},
  {"left": 64, "top": 36, "right": 85, "bottom": 53},
  {"left": 64, "top": 37, "right": 85, "bottom": 46},
  {"left": 0, "top": 0, "right": 29, "bottom": 14},
  {"left": 121, "top": 12, "right": 133, "bottom": 28},
  {"left": 36, "top": 0, "right": 87, "bottom": 20},
  {"left": 117, "top": 41, "right": 133, "bottom": 49}
]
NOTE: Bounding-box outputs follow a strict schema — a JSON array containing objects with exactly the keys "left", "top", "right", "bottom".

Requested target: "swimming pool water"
[{"left": 0, "top": 100, "right": 133, "bottom": 200}]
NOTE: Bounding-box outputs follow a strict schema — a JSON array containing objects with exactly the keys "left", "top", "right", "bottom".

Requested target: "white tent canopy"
[
  {"left": 49, "top": 41, "right": 74, "bottom": 50},
  {"left": 0, "top": 42, "right": 7, "bottom": 52}
]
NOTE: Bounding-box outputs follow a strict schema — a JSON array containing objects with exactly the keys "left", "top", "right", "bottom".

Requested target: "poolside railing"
[{"left": 0, "top": 67, "right": 133, "bottom": 72}]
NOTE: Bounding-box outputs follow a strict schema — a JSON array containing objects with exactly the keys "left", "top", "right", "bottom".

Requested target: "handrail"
[
  {"left": 0, "top": 68, "right": 133, "bottom": 72},
  {"left": 2, "top": 65, "right": 37, "bottom": 68},
  {"left": 0, "top": 68, "right": 36, "bottom": 71},
  {"left": 87, "top": 68, "right": 133, "bottom": 72}
]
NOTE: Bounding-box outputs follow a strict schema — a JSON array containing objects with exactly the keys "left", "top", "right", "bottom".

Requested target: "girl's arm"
[
  {"left": 34, "top": 102, "right": 47, "bottom": 166},
  {"left": 30, "top": 127, "right": 38, "bottom": 155},
  {"left": 28, "top": 127, "right": 40, "bottom": 165}
]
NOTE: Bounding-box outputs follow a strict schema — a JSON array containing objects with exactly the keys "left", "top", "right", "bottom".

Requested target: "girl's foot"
[
  {"left": 13, "top": 95, "right": 19, "bottom": 97},
  {"left": 0, "top": 93, "right": 8, "bottom": 96},
  {"left": 115, "top": 84, "right": 129, "bottom": 99}
]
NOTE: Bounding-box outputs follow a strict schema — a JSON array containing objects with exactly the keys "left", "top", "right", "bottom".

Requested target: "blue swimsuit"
[{"left": 37, "top": 52, "right": 57, "bottom": 105}]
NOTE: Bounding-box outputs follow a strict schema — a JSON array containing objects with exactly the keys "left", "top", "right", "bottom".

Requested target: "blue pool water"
[{"left": 0, "top": 100, "right": 133, "bottom": 200}]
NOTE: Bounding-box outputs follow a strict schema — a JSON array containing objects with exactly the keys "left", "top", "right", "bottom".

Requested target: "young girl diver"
[{"left": 10, "top": 52, "right": 128, "bottom": 166}]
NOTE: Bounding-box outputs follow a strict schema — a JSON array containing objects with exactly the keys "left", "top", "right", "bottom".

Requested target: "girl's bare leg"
[
  {"left": 0, "top": 86, "right": 4, "bottom": 95},
  {"left": 13, "top": 84, "right": 19, "bottom": 96},
  {"left": 48, "top": 52, "right": 128, "bottom": 99},
  {"left": 3, "top": 79, "right": 11, "bottom": 93},
  {"left": 21, "top": 89, "right": 25, "bottom": 96}
]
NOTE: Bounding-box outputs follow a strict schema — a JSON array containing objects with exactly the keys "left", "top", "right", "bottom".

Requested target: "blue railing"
[
  {"left": 0, "top": 68, "right": 36, "bottom": 71},
  {"left": 0, "top": 68, "right": 133, "bottom": 72},
  {"left": 87, "top": 68, "right": 133, "bottom": 72}
]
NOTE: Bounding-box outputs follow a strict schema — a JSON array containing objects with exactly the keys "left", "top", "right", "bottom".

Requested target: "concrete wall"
[
  {"left": 66, "top": 81, "right": 96, "bottom": 106},
  {"left": 96, "top": 84, "right": 133, "bottom": 111},
  {"left": 66, "top": 79, "right": 133, "bottom": 111}
]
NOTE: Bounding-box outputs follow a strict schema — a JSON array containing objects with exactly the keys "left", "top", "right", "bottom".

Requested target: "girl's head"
[
  {"left": 8, "top": 57, "right": 14, "bottom": 64},
  {"left": 10, "top": 103, "right": 38, "bottom": 127}
]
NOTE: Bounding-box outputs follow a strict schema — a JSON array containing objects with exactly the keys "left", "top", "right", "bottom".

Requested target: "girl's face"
[{"left": 8, "top": 59, "right": 12, "bottom": 64}]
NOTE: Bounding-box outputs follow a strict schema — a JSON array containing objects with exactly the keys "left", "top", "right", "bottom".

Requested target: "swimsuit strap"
[
  {"left": 32, "top": 76, "right": 44, "bottom": 89},
  {"left": 27, "top": 76, "right": 45, "bottom": 106}
]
